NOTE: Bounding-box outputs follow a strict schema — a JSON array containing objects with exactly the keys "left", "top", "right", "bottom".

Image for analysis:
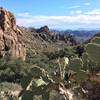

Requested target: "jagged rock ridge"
[
  {"left": 31, "top": 26, "right": 79, "bottom": 45},
  {"left": 0, "top": 7, "right": 26, "bottom": 60}
]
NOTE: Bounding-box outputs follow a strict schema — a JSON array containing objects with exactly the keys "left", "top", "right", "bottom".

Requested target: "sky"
[{"left": 0, "top": 0, "right": 100, "bottom": 30}]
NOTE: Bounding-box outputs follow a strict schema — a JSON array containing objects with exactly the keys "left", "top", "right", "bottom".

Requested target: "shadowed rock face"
[{"left": 0, "top": 7, "right": 26, "bottom": 60}]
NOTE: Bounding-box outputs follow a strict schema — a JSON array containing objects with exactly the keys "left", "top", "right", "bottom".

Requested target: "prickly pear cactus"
[
  {"left": 56, "top": 57, "right": 69, "bottom": 81},
  {"left": 85, "top": 43, "right": 100, "bottom": 64},
  {"left": 68, "top": 57, "right": 88, "bottom": 83},
  {"left": 91, "top": 37, "right": 100, "bottom": 44},
  {"left": 69, "top": 57, "right": 83, "bottom": 72},
  {"left": 19, "top": 66, "right": 53, "bottom": 100},
  {"left": 82, "top": 53, "right": 90, "bottom": 70},
  {"left": 30, "top": 66, "right": 45, "bottom": 77}
]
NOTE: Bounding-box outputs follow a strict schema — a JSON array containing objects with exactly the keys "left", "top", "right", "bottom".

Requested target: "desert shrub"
[
  {"left": 0, "top": 82, "right": 22, "bottom": 100},
  {"left": 0, "top": 57, "right": 29, "bottom": 83},
  {"left": 25, "top": 49, "right": 36, "bottom": 64},
  {"left": 0, "top": 82, "right": 22, "bottom": 92}
]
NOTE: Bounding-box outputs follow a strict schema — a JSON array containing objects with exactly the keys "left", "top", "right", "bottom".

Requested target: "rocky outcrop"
[
  {"left": 34, "top": 26, "right": 79, "bottom": 45},
  {"left": 0, "top": 7, "right": 26, "bottom": 60},
  {"left": 36, "top": 25, "right": 49, "bottom": 33}
]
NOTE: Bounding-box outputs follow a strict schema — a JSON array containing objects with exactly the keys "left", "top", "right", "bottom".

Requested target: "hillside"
[{"left": 0, "top": 8, "right": 100, "bottom": 100}]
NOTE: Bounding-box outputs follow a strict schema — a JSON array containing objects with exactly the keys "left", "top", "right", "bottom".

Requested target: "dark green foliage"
[
  {"left": 21, "top": 76, "right": 32, "bottom": 90},
  {"left": 75, "top": 45, "right": 84, "bottom": 57},
  {"left": 21, "top": 91, "right": 33, "bottom": 100},
  {"left": 42, "top": 91, "right": 49, "bottom": 100}
]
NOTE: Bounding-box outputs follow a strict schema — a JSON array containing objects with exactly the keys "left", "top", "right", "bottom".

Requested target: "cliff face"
[{"left": 0, "top": 7, "right": 26, "bottom": 60}]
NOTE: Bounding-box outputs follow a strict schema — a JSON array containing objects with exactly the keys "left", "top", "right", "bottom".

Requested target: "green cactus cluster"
[
  {"left": 19, "top": 66, "right": 53, "bottom": 100},
  {"left": 69, "top": 57, "right": 83, "bottom": 72},
  {"left": 81, "top": 36, "right": 100, "bottom": 76},
  {"left": 81, "top": 53, "right": 90, "bottom": 70},
  {"left": 19, "top": 57, "right": 74, "bottom": 100},
  {"left": 91, "top": 37, "right": 100, "bottom": 44},
  {"left": 85, "top": 43, "right": 100, "bottom": 65},
  {"left": 85, "top": 35, "right": 100, "bottom": 65}
]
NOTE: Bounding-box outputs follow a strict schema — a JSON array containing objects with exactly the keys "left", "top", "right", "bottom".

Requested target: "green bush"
[{"left": 0, "top": 57, "right": 29, "bottom": 83}]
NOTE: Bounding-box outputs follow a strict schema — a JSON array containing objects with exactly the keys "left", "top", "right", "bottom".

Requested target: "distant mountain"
[{"left": 51, "top": 29, "right": 100, "bottom": 41}]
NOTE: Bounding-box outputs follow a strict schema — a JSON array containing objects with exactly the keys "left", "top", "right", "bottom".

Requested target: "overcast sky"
[{"left": 0, "top": 0, "right": 100, "bottom": 29}]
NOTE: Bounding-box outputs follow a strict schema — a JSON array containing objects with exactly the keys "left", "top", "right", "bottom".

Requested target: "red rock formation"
[{"left": 0, "top": 7, "right": 26, "bottom": 60}]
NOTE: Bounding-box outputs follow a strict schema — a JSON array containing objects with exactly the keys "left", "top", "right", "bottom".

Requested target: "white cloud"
[
  {"left": 68, "top": 6, "right": 80, "bottom": 9},
  {"left": 76, "top": 10, "right": 82, "bottom": 14},
  {"left": 69, "top": 2, "right": 91, "bottom": 10},
  {"left": 17, "top": 12, "right": 33, "bottom": 17},
  {"left": 84, "top": 2, "right": 91, "bottom": 6},
  {"left": 16, "top": 10, "right": 100, "bottom": 29},
  {"left": 85, "top": 9, "right": 100, "bottom": 15},
  {"left": 70, "top": 10, "right": 82, "bottom": 15}
]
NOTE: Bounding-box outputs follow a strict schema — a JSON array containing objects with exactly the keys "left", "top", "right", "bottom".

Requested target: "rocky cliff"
[{"left": 0, "top": 7, "right": 26, "bottom": 60}]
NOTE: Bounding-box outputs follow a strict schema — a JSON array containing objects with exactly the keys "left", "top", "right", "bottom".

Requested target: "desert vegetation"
[{"left": 0, "top": 8, "right": 100, "bottom": 100}]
